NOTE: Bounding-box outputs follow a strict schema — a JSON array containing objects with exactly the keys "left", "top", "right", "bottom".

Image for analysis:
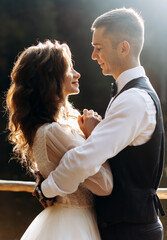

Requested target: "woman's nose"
[{"left": 74, "top": 70, "right": 81, "bottom": 79}]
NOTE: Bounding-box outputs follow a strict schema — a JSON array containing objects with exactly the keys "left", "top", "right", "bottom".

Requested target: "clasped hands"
[
  {"left": 78, "top": 109, "right": 102, "bottom": 138},
  {"left": 32, "top": 109, "right": 102, "bottom": 207}
]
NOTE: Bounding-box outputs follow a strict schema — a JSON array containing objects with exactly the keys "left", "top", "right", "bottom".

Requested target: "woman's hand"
[
  {"left": 78, "top": 109, "right": 102, "bottom": 138},
  {"left": 32, "top": 171, "right": 55, "bottom": 208}
]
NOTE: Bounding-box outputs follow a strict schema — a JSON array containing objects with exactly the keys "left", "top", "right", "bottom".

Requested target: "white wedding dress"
[{"left": 21, "top": 121, "right": 113, "bottom": 240}]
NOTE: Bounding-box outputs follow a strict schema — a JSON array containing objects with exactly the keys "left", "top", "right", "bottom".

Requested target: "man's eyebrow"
[{"left": 91, "top": 42, "right": 103, "bottom": 46}]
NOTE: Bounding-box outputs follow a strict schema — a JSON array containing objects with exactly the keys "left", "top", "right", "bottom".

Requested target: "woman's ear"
[{"left": 118, "top": 41, "right": 130, "bottom": 57}]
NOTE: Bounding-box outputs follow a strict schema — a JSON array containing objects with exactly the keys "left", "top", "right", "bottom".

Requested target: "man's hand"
[
  {"left": 78, "top": 109, "right": 102, "bottom": 138},
  {"left": 32, "top": 171, "right": 55, "bottom": 208}
]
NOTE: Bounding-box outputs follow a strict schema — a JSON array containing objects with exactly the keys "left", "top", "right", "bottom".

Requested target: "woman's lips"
[{"left": 72, "top": 81, "right": 79, "bottom": 85}]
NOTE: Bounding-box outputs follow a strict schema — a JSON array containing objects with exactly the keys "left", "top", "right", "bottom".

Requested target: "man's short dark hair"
[{"left": 91, "top": 8, "right": 144, "bottom": 56}]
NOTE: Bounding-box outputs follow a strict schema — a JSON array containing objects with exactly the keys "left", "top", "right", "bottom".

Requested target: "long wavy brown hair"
[{"left": 6, "top": 40, "right": 74, "bottom": 172}]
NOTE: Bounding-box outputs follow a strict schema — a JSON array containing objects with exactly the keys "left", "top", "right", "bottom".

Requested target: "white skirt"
[{"left": 21, "top": 203, "right": 101, "bottom": 240}]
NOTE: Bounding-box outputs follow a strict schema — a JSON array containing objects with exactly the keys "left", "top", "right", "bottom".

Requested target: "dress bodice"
[
  {"left": 33, "top": 122, "right": 113, "bottom": 208},
  {"left": 56, "top": 185, "right": 94, "bottom": 208},
  {"left": 33, "top": 122, "right": 94, "bottom": 208}
]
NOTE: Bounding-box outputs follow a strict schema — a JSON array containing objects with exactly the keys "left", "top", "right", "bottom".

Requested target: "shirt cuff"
[{"left": 41, "top": 174, "right": 66, "bottom": 198}]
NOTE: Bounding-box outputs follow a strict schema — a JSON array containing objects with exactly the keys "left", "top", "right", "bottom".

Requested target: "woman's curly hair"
[{"left": 6, "top": 40, "right": 72, "bottom": 172}]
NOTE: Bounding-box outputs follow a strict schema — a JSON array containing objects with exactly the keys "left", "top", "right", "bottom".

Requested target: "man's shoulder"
[{"left": 116, "top": 87, "right": 153, "bottom": 106}]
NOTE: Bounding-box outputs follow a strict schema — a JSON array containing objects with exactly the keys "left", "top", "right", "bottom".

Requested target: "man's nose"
[{"left": 91, "top": 49, "right": 97, "bottom": 60}]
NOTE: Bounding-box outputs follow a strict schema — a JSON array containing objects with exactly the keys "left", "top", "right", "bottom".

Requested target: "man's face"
[{"left": 91, "top": 27, "right": 121, "bottom": 79}]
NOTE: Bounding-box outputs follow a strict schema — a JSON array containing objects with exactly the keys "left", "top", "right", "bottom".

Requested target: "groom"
[{"left": 37, "top": 8, "right": 165, "bottom": 240}]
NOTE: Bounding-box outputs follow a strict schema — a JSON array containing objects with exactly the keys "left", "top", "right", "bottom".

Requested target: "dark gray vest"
[{"left": 95, "top": 77, "right": 165, "bottom": 226}]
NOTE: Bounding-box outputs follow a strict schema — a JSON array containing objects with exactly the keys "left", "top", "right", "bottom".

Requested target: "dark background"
[{"left": 0, "top": 0, "right": 167, "bottom": 239}]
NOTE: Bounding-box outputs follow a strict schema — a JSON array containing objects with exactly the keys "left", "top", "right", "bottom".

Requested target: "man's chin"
[
  {"left": 102, "top": 69, "right": 110, "bottom": 76},
  {"left": 101, "top": 68, "right": 106, "bottom": 75}
]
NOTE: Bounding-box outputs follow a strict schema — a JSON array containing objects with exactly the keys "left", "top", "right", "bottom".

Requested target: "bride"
[{"left": 6, "top": 40, "right": 113, "bottom": 240}]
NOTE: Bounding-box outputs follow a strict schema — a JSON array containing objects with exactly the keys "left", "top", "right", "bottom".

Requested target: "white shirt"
[{"left": 41, "top": 66, "right": 157, "bottom": 198}]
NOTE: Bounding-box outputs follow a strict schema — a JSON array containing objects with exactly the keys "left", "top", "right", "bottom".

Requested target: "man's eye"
[{"left": 97, "top": 48, "right": 102, "bottom": 51}]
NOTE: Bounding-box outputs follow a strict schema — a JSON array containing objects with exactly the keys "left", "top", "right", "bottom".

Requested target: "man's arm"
[{"left": 41, "top": 89, "right": 156, "bottom": 197}]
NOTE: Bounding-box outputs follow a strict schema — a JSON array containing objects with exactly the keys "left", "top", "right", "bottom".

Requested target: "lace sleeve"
[
  {"left": 45, "top": 122, "right": 84, "bottom": 165},
  {"left": 45, "top": 122, "right": 113, "bottom": 196},
  {"left": 83, "top": 161, "right": 113, "bottom": 196}
]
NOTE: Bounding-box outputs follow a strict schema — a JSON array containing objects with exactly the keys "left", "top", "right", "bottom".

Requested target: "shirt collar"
[{"left": 116, "top": 66, "right": 147, "bottom": 94}]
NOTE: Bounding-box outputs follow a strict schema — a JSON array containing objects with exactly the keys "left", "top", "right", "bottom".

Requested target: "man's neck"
[{"left": 115, "top": 58, "right": 141, "bottom": 81}]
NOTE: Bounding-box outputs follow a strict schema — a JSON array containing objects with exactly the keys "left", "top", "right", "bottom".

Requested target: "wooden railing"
[
  {"left": 0, "top": 180, "right": 167, "bottom": 199},
  {"left": 0, "top": 180, "right": 35, "bottom": 193}
]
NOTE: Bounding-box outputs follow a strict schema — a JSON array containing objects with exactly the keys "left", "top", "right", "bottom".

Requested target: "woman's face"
[{"left": 63, "top": 64, "right": 81, "bottom": 97}]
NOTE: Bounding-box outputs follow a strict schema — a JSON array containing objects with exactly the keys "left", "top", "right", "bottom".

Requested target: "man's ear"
[{"left": 118, "top": 41, "right": 130, "bottom": 57}]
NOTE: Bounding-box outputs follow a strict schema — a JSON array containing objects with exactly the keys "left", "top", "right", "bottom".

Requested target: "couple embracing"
[{"left": 6, "top": 7, "right": 165, "bottom": 240}]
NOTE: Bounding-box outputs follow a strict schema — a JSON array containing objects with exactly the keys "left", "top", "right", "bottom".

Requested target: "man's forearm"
[{"left": 41, "top": 148, "right": 101, "bottom": 198}]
